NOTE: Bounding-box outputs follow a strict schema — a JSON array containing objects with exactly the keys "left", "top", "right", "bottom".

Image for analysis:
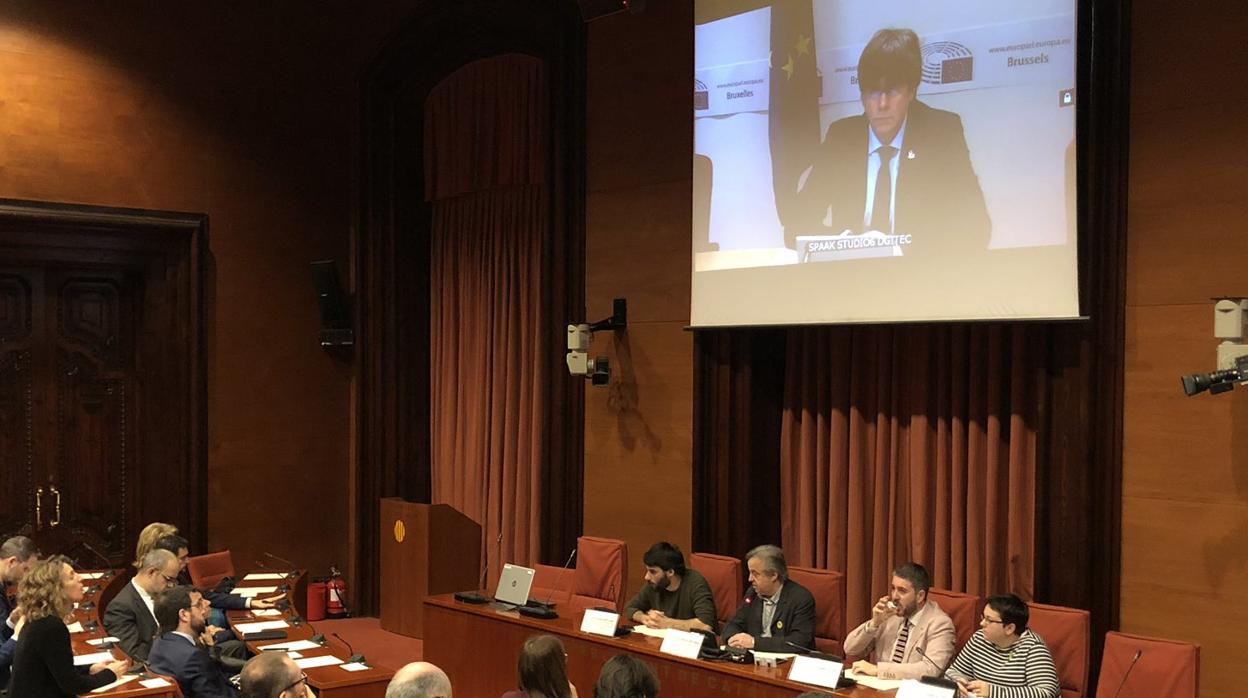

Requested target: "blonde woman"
[
  {"left": 10, "top": 557, "right": 130, "bottom": 696},
  {"left": 134, "top": 522, "right": 179, "bottom": 569}
]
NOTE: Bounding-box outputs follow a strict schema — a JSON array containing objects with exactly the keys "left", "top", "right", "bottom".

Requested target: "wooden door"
[{"left": 0, "top": 199, "right": 206, "bottom": 567}]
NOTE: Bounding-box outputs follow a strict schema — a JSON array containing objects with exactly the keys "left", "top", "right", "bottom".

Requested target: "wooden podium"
[{"left": 379, "top": 498, "right": 481, "bottom": 638}]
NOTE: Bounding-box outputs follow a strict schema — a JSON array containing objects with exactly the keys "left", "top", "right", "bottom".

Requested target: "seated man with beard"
[{"left": 623, "top": 542, "right": 717, "bottom": 633}]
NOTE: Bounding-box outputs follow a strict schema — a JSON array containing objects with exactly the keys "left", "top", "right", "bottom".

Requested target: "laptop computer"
[{"left": 493, "top": 563, "right": 536, "bottom": 608}]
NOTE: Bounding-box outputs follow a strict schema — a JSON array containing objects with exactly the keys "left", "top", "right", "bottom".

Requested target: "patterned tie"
[
  {"left": 869, "top": 145, "right": 897, "bottom": 232},
  {"left": 891, "top": 620, "right": 910, "bottom": 662}
]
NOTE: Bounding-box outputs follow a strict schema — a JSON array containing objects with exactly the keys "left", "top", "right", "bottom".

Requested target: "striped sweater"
[{"left": 944, "top": 629, "right": 1060, "bottom": 698}]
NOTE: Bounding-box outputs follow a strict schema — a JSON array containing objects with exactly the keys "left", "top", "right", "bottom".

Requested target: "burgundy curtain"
[
  {"left": 780, "top": 323, "right": 1045, "bottom": 630},
  {"left": 424, "top": 54, "right": 549, "bottom": 585}
]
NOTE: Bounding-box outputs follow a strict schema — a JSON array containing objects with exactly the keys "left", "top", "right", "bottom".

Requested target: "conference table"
[
  {"left": 423, "top": 593, "right": 889, "bottom": 697},
  {"left": 67, "top": 568, "right": 179, "bottom": 696},
  {"left": 226, "top": 569, "right": 394, "bottom": 697}
]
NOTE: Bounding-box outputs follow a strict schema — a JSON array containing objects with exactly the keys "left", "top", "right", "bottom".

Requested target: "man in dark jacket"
[{"left": 722, "top": 544, "right": 817, "bottom": 652}]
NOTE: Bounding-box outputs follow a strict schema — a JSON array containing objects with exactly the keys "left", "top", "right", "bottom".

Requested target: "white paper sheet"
[
  {"left": 630, "top": 625, "right": 667, "bottom": 639},
  {"left": 845, "top": 669, "right": 905, "bottom": 691},
  {"left": 258, "top": 639, "right": 323, "bottom": 652},
  {"left": 340, "top": 662, "right": 370, "bottom": 672},
  {"left": 249, "top": 609, "right": 282, "bottom": 617},
  {"left": 73, "top": 651, "right": 115, "bottom": 666},
  {"left": 235, "top": 620, "right": 290, "bottom": 633},
  {"left": 86, "top": 637, "right": 121, "bottom": 646},
  {"left": 66, "top": 621, "right": 84, "bottom": 633},
  {"left": 243, "top": 573, "right": 289, "bottom": 581},
  {"left": 79, "top": 572, "right": 107, "bottom": 580},
  {"left": 90, "top": 674, "right": 139, "bottom": 692},
  {"left": 140, "top": 678, "right": 173, "bottom": 688},
  {"left": 231, "top": 585, "right": 280, "bottom": 597},
  {"left": 294, "top": 655, "right": 344, "bottom": 669}
]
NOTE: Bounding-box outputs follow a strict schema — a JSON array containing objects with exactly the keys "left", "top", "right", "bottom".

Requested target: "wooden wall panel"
[
  {"left": 1125, "top": 1, "right": 1248, "bottom": 695},
  {"left": 584, "top": 2, "right": 696, "bottom": 597},
  {"left": 0, "top": 3, "right": 416, "bottom": 578}
]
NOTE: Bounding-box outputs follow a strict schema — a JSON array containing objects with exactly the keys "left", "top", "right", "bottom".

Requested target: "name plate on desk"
[
  {"left": 658, "top": 628, "right": 704, "bottom": 660},
  {"left": 580, "top": 609, "right": 620, "bottom": 637},
  {"left": 787, "top": 655, "right": 845, "bottom": 689}
]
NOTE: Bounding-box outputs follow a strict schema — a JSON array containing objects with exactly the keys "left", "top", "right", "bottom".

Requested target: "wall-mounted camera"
[
  {"left": 1180, "top": 297, "right": 1248, "bottom": 396},
  {"left": 567, "top": 298, "right": 627, "bottom": 386}
]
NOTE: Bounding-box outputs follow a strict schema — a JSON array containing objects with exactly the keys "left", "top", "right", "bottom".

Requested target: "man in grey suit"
[{"left": 105, "top": 548, "right": 180, "bottom": 661}]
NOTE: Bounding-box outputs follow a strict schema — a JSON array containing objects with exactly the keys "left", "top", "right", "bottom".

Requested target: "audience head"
[
  {"left": 593, "top": 655, "right": 659, "bottom": 698},
  {"left": 386, "top": 661, "right": 452, "bottom": 698},
  {"left": 642, "top": 542, "right": 686, "bottom": 590},
  {"left": 17, "top": 555, "right": 79, "bottom": 622},
  {"left": 745, "top": 544, "right": 788, "bottom": 597},
  {"left": 153, "top": 584, "right": 207, "bottom": 635},
  {"left": 889, "top": 562, "right": 931, "bottom": 616},
  {"left": 516, "top": 634, "right": 572, "bottom": 698},
  {"left": 134, "top": 522, "right": 179, "bottom": 569},
  {"left": 152, "top": 534, "right": 191, "bottom": 573},
  {"left": 983, "top": 593, "right": 1030, "bottom": 644},
  {"left": 856, "top": 27, "right": 922, "bottom": 143},
  {"left": 241, "top": 652, "right": 308, "bottom": 698},
  {"left": 0, "top": 535, "right": 40, "bottom": 583},
  {"left": 136, "top": 548, "right": 180, "bottom": 595}
]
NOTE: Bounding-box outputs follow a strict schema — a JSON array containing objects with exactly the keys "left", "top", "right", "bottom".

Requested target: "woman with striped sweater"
[{"left": 945, "top": 594, "right": 1059, "bottom": 698}]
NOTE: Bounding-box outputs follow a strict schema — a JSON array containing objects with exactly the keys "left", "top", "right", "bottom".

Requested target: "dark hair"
[
  {"left": 857, "top": 28, "right": 922, "bottom": 93},
  {"left": 594, "top": 655, "right": 659, "bottom": 698},
  {"left": 152, "top": 534, "right": 190, "bottom": 556},
  {"left": 517, "top": 634, "right": 572, "bottom": 698},
  {"left": 642, "top": 542, "right": 686, "bottom": 577},
  {"left": 0, "top": 535, "right": 39, "bottom": 562},
  {"left": 153, "top": 585, "right": 197, "bottom": 634},
  {"left": 892, "top": 562, "right": 931, "bottom": 594},
  {"left": 240, "top": 652, "right": 299, "bottom": 698},
  {"left": 985, "top": 593, "right": 1030, "bottom": 634}
]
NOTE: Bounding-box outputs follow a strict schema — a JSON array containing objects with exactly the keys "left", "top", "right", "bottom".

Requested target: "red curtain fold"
[
  {"left": 424, "top": 54, "right": 549, "bottom": 586},
  {"left": 780, "top": 324, "right": 1042, "bottom": 632}
]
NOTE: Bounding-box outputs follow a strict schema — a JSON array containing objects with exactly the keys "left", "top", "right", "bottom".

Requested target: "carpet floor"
[{"left": 311, "top": 616, "right": 423, "bottom": 672}]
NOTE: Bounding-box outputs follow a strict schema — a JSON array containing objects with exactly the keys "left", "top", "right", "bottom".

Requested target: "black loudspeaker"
[
  {"left": 577, "top": 0, "right": 644, "bottom": 22},
  {"left": 310, "top": 260, "right": 354, "bottom": 349}
]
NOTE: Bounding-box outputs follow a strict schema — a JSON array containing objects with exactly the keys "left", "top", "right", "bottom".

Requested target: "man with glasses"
[
  {"left": 240, "top": 652, "right": 316, "bottom": 698},
  {"left": 944, "top": 593, "right": 1060, "bottom": 698},
  {"left": 793, "top": 28, "right": 991, "bottom": 255},
  {"left": 149, "top": 586, "right": 240, "bottom": 697},
  {"left": 104, "top": 548, "right": 181, "bottom": 661}
]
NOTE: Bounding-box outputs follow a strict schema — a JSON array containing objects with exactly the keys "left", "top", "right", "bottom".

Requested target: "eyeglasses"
[
  {"left": 980, "top": 615, "right": 1005, "bottom": 625},
  {"left": 160, "top": 573, "right": 179, "bottom": 586},
  {"left": 281, "top": 672, "right": 309, "bottom": 694}
]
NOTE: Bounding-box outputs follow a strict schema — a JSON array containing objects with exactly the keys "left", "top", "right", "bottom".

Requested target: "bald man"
[
  {"left": 385, "top": 662, "right": 451, "bottom": 698},
  {"left": 240, "top": 652, "right": 316, "bottom": 698}
]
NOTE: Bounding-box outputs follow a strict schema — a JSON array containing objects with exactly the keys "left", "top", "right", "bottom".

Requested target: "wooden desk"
[
  {"left": 423, "top": 594, "right": 885, "bottom": 698},
  {"left": 69, "top": 569, "right": 179, "bottom": 697},
  {"left": 227, "top": 571, "right": 394, "bottom": 697}
]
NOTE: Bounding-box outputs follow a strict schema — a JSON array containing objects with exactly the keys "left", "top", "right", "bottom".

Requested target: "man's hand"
[
  {"left": 727, "top": 632, "right": 755, "bottom": 649},
  {"left": 851, "top": 660, "right": 878, "bottom": 676},
  {"left": 200, "top": 625, "right": 221, "bottom": 647},
  {"left": 250, "top": 595, "right": 282, "bottom": 610},
  {"left": 642, "top": 610, "right": 667, "bottom": 629},
  {"left": 7, "top": 606, "right": 20, "bottom": 626},
  {"left": 12, "top": 613, "right": 25, "bottom": 638},
  {"left": 870, "top": 595, "right": 894, "bottom": 627}
]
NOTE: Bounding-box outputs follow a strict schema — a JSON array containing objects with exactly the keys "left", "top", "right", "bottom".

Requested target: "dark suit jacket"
[
  {"left": 0, "top": 586, "right": 14, "bottom": 642},
  {"left": 103, "top": 580, "right": 160, "bottom": 662},
  {"left": 176, "top": 570, "right": 246, "bottom": 611},
  {"left": 721, "top": 578, "right": 817, "bottom": 653},
  {"left": 148, "top": 633, "right": 240, "bottom": 698},
  {"left": 794, "top": 100, "right": 991, "bottom": 254}
]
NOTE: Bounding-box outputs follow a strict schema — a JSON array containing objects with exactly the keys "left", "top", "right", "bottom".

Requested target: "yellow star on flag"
[
  {"left": 782, "top": 53, "right": 795, "bottom": 80},
  {"left": 795, "top": 35, "right": 812, "bottom": 56}
]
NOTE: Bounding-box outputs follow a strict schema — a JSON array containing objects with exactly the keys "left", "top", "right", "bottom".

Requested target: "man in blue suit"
[
  {"left": 148, "top": 585, "right": 240, "bottom": 698},
  {"left": 0, "top": 535, "right": 39, "bottom": 690}
]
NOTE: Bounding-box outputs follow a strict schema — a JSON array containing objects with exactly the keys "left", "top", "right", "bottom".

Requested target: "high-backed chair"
[
  {"left": 927, "top": 588, "right": 982, "bottom": 652},
  {"left": 1026, "top": 601, "right": 1090, "bottom": 698},
  {"left": 569, "top": 536, "right": 628, "bottom": 612},
  {"left": 186, "top": 550, "right": 236, "bottom": 590},
  {"left": 529, "top": 536, "right": 628, "bottom": 613},
  {"left": 786, "top": 565, "right": 846, "bottom": 657},
  {"left": 689, "top": 552, "right": 743, "bottom": 630},
  {"left": 1094, "top": 631, "right": 1199, "bottom": 698}
]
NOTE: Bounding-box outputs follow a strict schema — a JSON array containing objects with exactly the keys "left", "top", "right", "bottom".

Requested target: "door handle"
[
  {"left": 50, "top": 485, "right": 61, "bottom": 527},
  {"left": 35, "top": 486, "right": 43, "bottom": 529}
]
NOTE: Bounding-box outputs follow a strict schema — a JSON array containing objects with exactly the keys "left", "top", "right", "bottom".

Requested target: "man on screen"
[{"left": 795, "top": 28, "right": 991, "bottom": 254}]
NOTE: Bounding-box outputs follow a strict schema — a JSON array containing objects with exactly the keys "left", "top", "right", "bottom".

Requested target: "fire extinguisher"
[{"left": 326, "top": 565, "right": 347, "bottom": 618}]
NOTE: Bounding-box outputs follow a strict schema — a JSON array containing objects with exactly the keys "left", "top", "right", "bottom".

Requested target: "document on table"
[
  {"left": 87, "top": 637, "right": 121, "bottom": 646},
  {"left": 90, "top": 674, "right": 139, "bottom": 692},
  {"left": 243, "top": 572, "right": 289, "bottom": 581},
  {"left": 140, "top": 678, "right": 173, "bottom": 689},
  {"left": 250, "top": 609, "right": 282, "bottom": 617},
  {"left": 258, "top": 639, "right": 323, "bottom": 652},
  {"left": 73, "top": 651, "right": 115, "bottom": 666},
  {"left": 231, "top": 585, "right": 280, "bottom": 597},
  {"left": 340, "top": 662, "right": 370, "bottom": 672},
  {"left": 235, "top": 620, "right": 290, "bottom": 633},
  {"left": 844, "top": 668, "right": 904, "bottom": 691},
  {"left": 79, "top": 572, "right": 107, "bottom": 580},
  {"left": 66, "top": 621, "right": 85, "bottom": 633},
  {"left": 630, "top": 625, "right": 667, "bottom": 639},
  {"left": 295, "top": 655, "right": 344, "bottom": 669}
]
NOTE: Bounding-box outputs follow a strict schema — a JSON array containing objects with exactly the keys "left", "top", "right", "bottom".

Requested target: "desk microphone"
[
  {"left": 332, "top": 632, "right": 366, "bottom": 665},
  {"left": 81, "top": 541, "right": 116, "bottom": 580},
  {"left": 1110, "top": 649, "right": 1143, "bottom": 698},
  {"left": 913, "top": 646, "right": 960, "bottom": 692},
  {"left": 781, "top": 639, "right": 841, "bottom": 663},
  {"left": 262, "top": 552, "right": 297, "bottom": 578},
  {"left": 519, "top": 548, "right": 576, "bottom": 620}
]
